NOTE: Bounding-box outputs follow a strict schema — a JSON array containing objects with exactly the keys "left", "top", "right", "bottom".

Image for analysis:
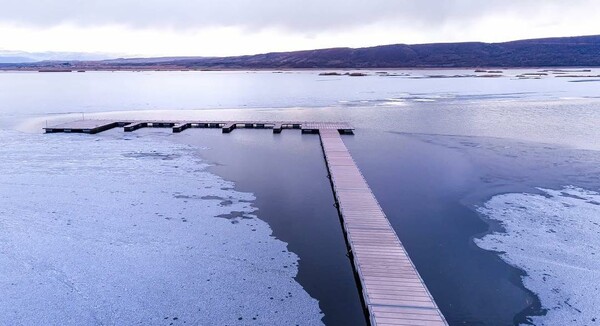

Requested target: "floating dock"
[
  {"left": 45, "top": 119, "right": 446, "bottom": 326},
  {"left": 320, "top": 129, "right": 447, "bottom": 326},
  {"left": 43, "top": 120, "right": 354, "bottom": 134}
]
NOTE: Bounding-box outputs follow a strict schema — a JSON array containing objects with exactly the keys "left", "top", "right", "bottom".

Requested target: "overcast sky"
[{"left": 0, "top": 0, "right": 599, "bottom": 57}]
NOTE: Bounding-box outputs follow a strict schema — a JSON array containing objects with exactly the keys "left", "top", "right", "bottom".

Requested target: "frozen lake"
[{"left": 1, "top": 70, "right": 599, "bottom": 325}]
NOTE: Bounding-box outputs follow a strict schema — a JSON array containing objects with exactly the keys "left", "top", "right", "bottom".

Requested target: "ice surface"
[
  {"left": 0, "top": 130, "right": 323, "bottom": 325},
  {"left": 476, "top": 186, "right": 600, "bottom": 325}
]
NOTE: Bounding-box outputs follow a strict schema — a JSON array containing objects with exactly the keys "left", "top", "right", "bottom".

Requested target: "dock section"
[
  {"left": 44, "top": 120, "right": 127, "bottom": 134},
  {"left": 319, "top": 129, "right": 447, "bottom": 326},
  {"left": 44, "top": 120, "right": 354, "bottom": 135}
]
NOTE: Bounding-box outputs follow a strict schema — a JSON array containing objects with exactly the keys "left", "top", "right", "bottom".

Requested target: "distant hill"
[
  {"left": 0, "top": 56, "right": 35, "bottom": 64},
  {"left": 0, "top": 51, "right": 115, "bottom": 64},
  {"left": 2, "top": 35, "right": 600, "bottom": 69}
]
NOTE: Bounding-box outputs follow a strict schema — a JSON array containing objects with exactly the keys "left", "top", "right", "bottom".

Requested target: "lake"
[{"left": 1, "top": 70, "right": 599, "bottom": 325}]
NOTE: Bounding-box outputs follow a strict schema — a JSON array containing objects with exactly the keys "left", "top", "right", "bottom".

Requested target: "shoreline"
[{"left": 1, "top": 66, "right": 599, "bottom": 73}]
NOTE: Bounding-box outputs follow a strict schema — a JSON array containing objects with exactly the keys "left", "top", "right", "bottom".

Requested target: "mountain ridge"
[{"left": 2, "top": 35, "right": 600, "bottom": 69}]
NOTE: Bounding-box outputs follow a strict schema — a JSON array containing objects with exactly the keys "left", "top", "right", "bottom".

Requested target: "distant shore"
[
  {"left": 3, "top": 34, "right": 600, "bottom": 71},
  {"left": 1, "top": 66, "right": 599, "bottom": 72}
]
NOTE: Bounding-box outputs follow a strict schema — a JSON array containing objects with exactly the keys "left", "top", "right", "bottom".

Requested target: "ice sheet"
[
  {"left": 0, "top": 130, "right": 323, "bottom": 325},
  {"left": 476, "top": 186, "right": 600, "bottom": 325}
]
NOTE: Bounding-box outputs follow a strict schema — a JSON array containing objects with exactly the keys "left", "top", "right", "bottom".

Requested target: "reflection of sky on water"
[
  {"left": 1, "top": 69, "right": 600, "bottom": 115},
  {"left": 3, "top": 70, "right": 600, "bottom": 151}
]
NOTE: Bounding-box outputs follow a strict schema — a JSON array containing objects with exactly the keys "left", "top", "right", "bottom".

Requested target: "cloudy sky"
[{"left": 0, "top": 0, "right": 599, "bottom": 57}]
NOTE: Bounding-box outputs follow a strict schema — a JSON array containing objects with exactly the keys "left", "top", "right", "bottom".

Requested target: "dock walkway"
[
  {"left": 320, "top": 129, "right": 447, "bottom": 325},
  {"left": 45, "top": 119, "right": 447, "bottom": 325}
]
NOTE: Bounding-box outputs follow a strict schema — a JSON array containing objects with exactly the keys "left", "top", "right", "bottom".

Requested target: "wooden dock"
[
  {"left": 43, "top": 120, "right": 128, "bottom": 134},
  {"left": 43, "top": 120, "right": 354, "bottom": 134},
  {"left": 44, "top": 119, "right": 446, "bottom": 325},
  {"left": 320, "top": 129, "right": 447, "bottom": 326}
]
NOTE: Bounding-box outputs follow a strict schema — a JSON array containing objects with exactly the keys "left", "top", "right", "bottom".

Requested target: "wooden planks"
[
  {"left": 319, "top": 129, "right": 447, "bottom": 326},
  {"left": 43, "top": 120, "right": 122, "bottom": 134},
  {"left": 124, "top": 121, "right": 148, "bottom": 132},
  {"left": 172, "top": 123, "right": 191, "bottom": 133},
  {"left": 222, "top": 122, "right": 237, "bottom": 133},
  {"left": 302, "top": 122, "right": 354, "bottom": 134}
]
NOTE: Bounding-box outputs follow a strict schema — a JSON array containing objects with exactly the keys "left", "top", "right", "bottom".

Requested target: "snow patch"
[
  {"left": 0, "top": 130, "right": 323, "bottom": 325},
  {"left": 476, "top": 186, "right": 600, "bottom": 326}
]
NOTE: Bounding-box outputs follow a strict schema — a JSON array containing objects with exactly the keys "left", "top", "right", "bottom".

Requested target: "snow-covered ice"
[
  {"left": 0, "top": 130, "right": 323, "bottom": 325},
  {"left": 476, "top": 186, "right": 600, "bottom": 325}
]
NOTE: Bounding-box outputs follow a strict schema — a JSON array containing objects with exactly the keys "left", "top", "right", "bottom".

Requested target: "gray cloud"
[{"left": 0, "top": 0, "right": 594, "bottom": 34}]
